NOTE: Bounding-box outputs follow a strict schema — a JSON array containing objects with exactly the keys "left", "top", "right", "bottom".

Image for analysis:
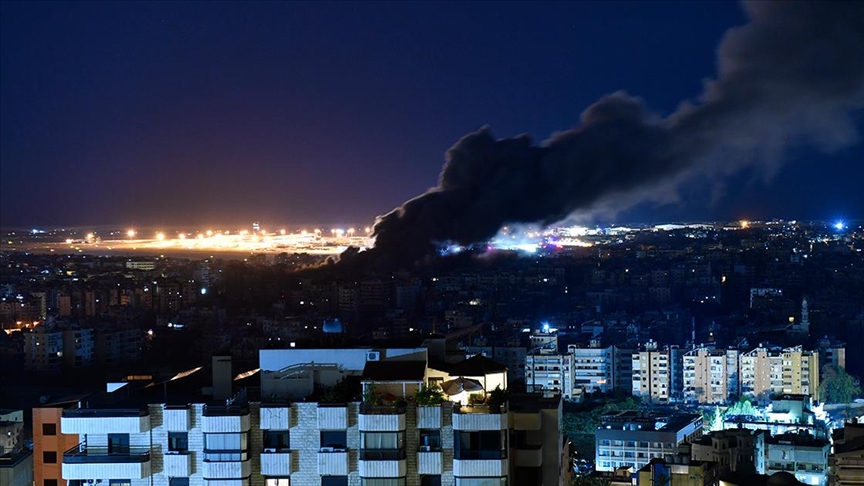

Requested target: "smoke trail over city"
[{"left": 351, "top": 1, "right": 864, "bottom": 270}]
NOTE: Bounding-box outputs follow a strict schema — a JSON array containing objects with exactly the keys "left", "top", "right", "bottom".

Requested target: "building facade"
[
  {"left": 595, "top": 411, "right": 703, "bottom": 473},
  {"left": 631, "top": 341, "right": 682, "bottom": 404},
  {"left": 682, "top": 347, "right": 740, "bottom": 404},
  {"left": 740, "top": 346, "right": 819, "bottom": 403}
]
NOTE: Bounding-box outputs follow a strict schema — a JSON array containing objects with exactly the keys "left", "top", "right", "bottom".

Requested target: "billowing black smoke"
[{"left": 353, "top": 1, "right": 864, "bottom": 271}]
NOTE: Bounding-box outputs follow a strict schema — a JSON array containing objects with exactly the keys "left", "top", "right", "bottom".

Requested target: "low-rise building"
[
  {"left": 595, "top": 411, "right": 703, "bottom": 472},
  {"left": 689, "top": 428, "right": 767, "bottom": 474},
  {"left": 0, "top": 409, "right": 33, "bottom": 486},
  {"left": 767, "top": 432, "right": 830, "bottom": 486}
]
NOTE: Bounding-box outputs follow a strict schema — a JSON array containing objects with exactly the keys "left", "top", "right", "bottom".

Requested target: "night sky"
[{"left": 1, "top": 1, "right": 861, "bottom": 229}]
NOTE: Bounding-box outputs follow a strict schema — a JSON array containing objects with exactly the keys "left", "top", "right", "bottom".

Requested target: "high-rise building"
[
  {"left": 631, "top": 341, "right": 682, "bottom": 404},
  {"left": 682, "top": 347, "right": 740, "bottom": 404},
  {"left": 740, "top": 346, "right": 819, "bottom": 403},
  {"left": 33, "top": 404, "right": 80, "bottom": 486},
  {"left": 568, "top": 342, "right": 616, "bottom": 394},
  {"left": 526, "top": 349, "right": 575, "bottom": 399}
]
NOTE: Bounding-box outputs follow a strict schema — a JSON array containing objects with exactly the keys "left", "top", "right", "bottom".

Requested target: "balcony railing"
[
  {"left": 360, "top": 449, "right": 406, "bottom": 461},
  {"left": 454, "top": 450, "right": 507, "bottom": 460},
  {"left": 454, "top": 403, "right": 507, "bottom": 414},
  {"left": 203, "top": 404, "right": 250, "bottom": 416},
  {"left": 62, "top": 408, "right": 148, "bottom": 418},
  {"left": 63, "top": 444, "right": 151, "bottom": 464},
  {"left": 360, "top": 403, "right": 407, "bottom": 415}
]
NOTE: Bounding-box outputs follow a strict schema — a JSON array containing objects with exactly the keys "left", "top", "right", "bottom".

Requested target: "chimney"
[{"left": 212, "top": 355, "right": 232, "bottom": 400}]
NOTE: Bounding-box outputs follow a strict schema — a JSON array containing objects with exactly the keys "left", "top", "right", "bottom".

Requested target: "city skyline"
[{"left": 2, "top": 1, "right": 863, "bottom": 230}]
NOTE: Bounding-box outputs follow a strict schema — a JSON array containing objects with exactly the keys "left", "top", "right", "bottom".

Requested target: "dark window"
[
  {"left": 264, "top": 430, "right": 290, "bottom": 451},
  {"left": 44, "top": 480, "right": 58, "bottom": 486},
  {"left": 168, "top": 432, "right": 188, "bottom": 452},
  {"left": 169, "top": 479, "right": 189, "bottom": 486},
  {"left": 108, "top": 434, "right": 130, "bottom": 454},
  {"left": 43, "top": 451, "right": 57, "bottom": 464},
  {"left": 454, "top": 430, "right": 507, "bottom": 460},
  {"left": 419, "top": 430, "right": 441, "bottom": 451},
  {"left": 320, "top": 430, "right": 347, "bottom": 450},
  {"left": 321, "top": 477, "right": 348, "bottom": 486},
  {"left": 420, "top": 476, "right": 442, "bottom": 486},
  {"left": 42, "top": 423, "right": 57, "bottom": 436}
]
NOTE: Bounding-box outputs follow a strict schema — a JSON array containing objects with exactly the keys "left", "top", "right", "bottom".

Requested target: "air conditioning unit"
[
  {"left": 420, "top": 445, "right": 432, "bottom": 452},
  {"left": 264, "top": 448, "right": 276, "bottom": 453},
  {"left": 366, "top": 351, "right": 380, "bottom": 361},
  {"left": 320, "top": 447, "right": 335, "bottom": 452}
]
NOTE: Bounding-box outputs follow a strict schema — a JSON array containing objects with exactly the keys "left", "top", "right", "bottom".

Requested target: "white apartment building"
[
  {"left": 767, "top": 432, "right": 830, "bottom": 486},
  {"left": 526, "top": 350, "right": 575, "bottom": 399},
  {"left": 595, "top": 411, "right": 703, "bottom": 472},
  {"left": 567, "top": 343, "right": 614, "bottom": 394},
  {"left": 51, "top": 348, "right": 567, "bottom": 486},
  {"left": 631, "top": 341, "right": 682, "bottom": 404},
  {"left": 682, "top": 348, "right": 740, "bottom": 404}
]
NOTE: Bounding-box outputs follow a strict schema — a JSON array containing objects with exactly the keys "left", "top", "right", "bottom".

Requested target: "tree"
[
  {"left": 563, "top": 397, "right": 641, "bottom": 460},
  {"left": 820, "top": 364, "right": 862, "bottom": 404},
  {"left": 725, "top": 397, "right": 757, "bottom": 418}
]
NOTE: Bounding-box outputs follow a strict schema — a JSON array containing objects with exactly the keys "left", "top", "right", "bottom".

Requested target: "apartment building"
[
  {"left": 567, "top": 343, "right": 614, "bottom": 394},
  {"left": 595, "top": 411, "right": 703, "bottom": 472},
  {"left": 34, "top": 403, "right": 81, "bottom": 486},
  {"left": 633, "top": 457, "right": 720, "bottom": 486},
  {"left": 829, "top": 422, "right": 864, "bottom": 486},
  {"left": 526, "top": 349, "right": 575, "bottom": 399},
  {"left": 682, "top": 347, "right": 740, "bottom": 404},
  {"left": 766, "top": 432, "right": 830, "bottom": 486},
  {"left": 688, "top": 429, "right": 767, "bottom": 474},
  {"left": 631, "top": 341, "right": 682, "bottom": 404},
  {"left": 0, "top": 409, "right": 33, "bottom": 486},
  {"left": 740, "top": 346, "right": 819, "bottom": 403},
  {"left": 46, "top": 348, "right": 566, "bottom": 486}
]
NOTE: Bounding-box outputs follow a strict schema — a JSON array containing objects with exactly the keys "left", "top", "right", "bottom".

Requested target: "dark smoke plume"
[{"left": 353, "top": 1, "right": 864, "bottom": 271}]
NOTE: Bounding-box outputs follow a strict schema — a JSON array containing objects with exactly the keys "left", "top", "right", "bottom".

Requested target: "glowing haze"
[{"left": 360, "top": 0, "right": 864, "bottom": 269}]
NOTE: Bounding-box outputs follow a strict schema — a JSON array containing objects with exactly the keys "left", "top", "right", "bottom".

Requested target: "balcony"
[
  {"left": 260, "top": 450, "right": 293, "bottom": 475},
  {"left": 453, "top": 457, "right": 509, "bottom": 477},
  {"left": 452, "top": 404, "right": 508, "bottom": 431},
  {"left": 417, "top": 450, "right": 443, "bottom": 474},
  {"left": 358, "top": 449, "right": 406, "bottom": 477},
  {"left": 260, "top": 405, "right": 292, "bottom": 430},
  {"left": 359, "top": 404, "right": 406, "bottom": 431},
  {"left": 62, "top": 444, "right": 151, "bottom": 479},
  {"left": 317, "top": 404, "right": 348, "bottom": 430},
  {"left": 163, "top": 452, "right": 192, "bottom": 477},
  {"left": 202, "top": 457, "right": 251, "bottom": 479},
  {"left": 417, "top": 406, "right": 443, "bottom": 429},
  {"left": 318, "top": 449, "right": 350, "bottom": 475},
  {"left": 163, "top": 405, "right": 191, "bottom": 431},
  {"left": 61, "top": 409, "right": 150, "bottom": 434},
  {"left": 201, "top": 405, "right": 250, "bottom": 433},
  {"left": 512, "top": 445, "right": 543, "bottom": 467}
]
